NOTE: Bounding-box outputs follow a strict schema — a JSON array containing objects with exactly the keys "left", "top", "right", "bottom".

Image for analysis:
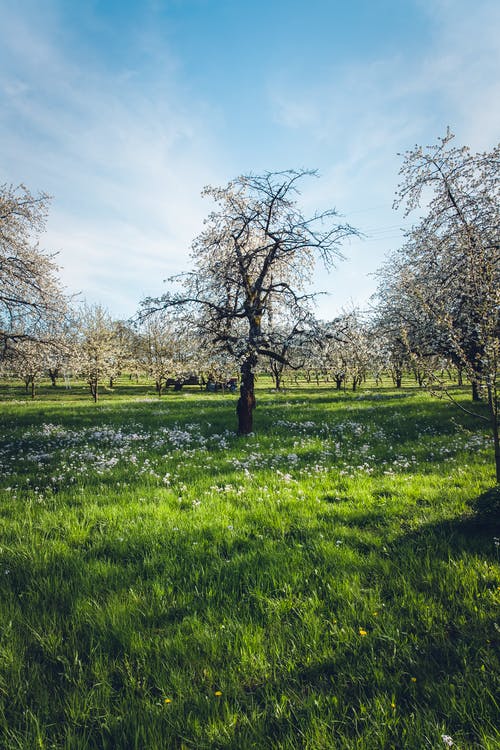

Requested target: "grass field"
[{"left": 0, "top": 377, "right": 498, "bottom": 749}]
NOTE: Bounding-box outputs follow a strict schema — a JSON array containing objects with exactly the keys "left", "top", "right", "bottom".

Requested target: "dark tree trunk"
[
  {"left": 48, "top": 369, "right": 58, "bottom": 387},
  {"left": 31, "top": 380, "right": 36, "bottom": 399},
  {"left": 472, "top": 380, "right": 482, "bottom": 402},
  {"left": 271, "top": 362, "right": 283, "bottom": 390},
  {"left": 393, "top": 366, "right": 403, "bottom": 388},
  {"left": 486, "top": 382, "right": 500, "bottom": 484},
  {"left": 237, "top": 356, "right": 256, "bottom": 435},
  {"left": 335, "top": 376, "right": 343, "bottom": 390}
]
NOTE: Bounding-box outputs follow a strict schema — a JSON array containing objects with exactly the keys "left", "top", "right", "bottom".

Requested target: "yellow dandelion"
[
  {"left": 164, "top": 698, "right": 172, "bottom": 704},
  {"left": 391, "top": 701, "right": 396, "bottom": 709},
  {"left": 411, "top": 677, "right": 417, "bottom": 682},
  {"left": 214, "top": 690, "right": 222, "bottom": 696},
  {"left": 373, "top": 611, "right": 379, "bottom": 616},
  {"left": 359, "top": 628, "right": 368, "bottom": 636}
]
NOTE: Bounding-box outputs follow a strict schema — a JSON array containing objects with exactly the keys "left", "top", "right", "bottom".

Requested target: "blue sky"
[{"left": 1, "top": 0, "right": 499, "bottom": 321}]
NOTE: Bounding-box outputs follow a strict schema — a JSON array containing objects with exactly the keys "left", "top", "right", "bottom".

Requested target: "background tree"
[
  {"left": 0, "top": 183, "right": 67, "bottom": 354},
  {"left": 75, "top": 304, "right": 123, "bottom": 402},
  {"left": 139, "top": 311, "right": 180, "bottom": 396},
  {"left": 141, "top": 170, "right": 358, "bottom": 434},
  {"left": 1, "top": 314, "right": 75, "bottom": 397},
  {"left": 313, "top": 320, "right": 348, "bottom": 390},
  {"left": 371, "top": 297, "right": 414, "bottom": 388},
  {"left": 264, "top": 309, "right": 319, "bottom": 391},
  {"left": 4, "top": 338, "right": 49, "bottom": 398},
  {"left": 334, "top": 308, "right": 371, "bottom": 392}
]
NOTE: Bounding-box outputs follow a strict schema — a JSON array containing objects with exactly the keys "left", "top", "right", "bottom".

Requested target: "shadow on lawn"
[
  {"left": 281, "top": 491, "right": 500, "bottom": 748},
  {"left": 3, "top": 486, "right": 499, "bottom": 748}
]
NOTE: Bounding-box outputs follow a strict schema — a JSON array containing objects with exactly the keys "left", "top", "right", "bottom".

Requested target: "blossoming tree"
[
  {"left": 0, "top": 183, "right": 67, "bottom": 355},
  {"left": 141, "top": 169, "right": 358, "bottom": 434},
  {"left": 376, "top": 132, "right": 500, "bottom": 482}
]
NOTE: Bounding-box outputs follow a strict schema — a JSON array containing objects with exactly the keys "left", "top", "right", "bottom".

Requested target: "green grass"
[{"left": 0, "top": 377, "right": 498, "bottom": 749}]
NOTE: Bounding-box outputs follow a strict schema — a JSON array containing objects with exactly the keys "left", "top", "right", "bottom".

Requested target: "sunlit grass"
[{"left": 0, "top": 377, "right": 498, "bottom": 748}]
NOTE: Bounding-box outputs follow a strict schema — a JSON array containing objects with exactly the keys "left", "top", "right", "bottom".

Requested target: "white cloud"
[
  {"left": 0, "top": 2, "right": 223, "bottom": 319},
  {"left": 266, "top": 0, "right": 500, "bottom": 318},
  {"left": 1, "top": 0, "right": 498, "bottom": 322}
]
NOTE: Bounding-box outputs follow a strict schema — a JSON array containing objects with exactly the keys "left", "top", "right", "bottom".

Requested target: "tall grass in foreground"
[{"left": 0, "top": 379, "right": 498, "bottom": 749}]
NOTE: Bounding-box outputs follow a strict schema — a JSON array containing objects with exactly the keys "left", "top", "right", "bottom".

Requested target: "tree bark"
[
  {"left": 471, "top": 380, "right": 482, "bottom": 402},
  {"left": 271, "top": 362, "right": 283, "bottom": 390},
  {"left": 237, "top": 356, "right": 256, "bottom": 434},
  {"left": 486, "top": 382, "right": 500, "bottom": 484}
]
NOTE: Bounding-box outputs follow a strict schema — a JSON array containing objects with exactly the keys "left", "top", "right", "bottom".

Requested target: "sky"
[{"left": 1, "top": 0, "right": 499, "bottom": 322}]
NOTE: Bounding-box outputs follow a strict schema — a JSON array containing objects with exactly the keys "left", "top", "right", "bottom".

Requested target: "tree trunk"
[
  {"left": 237, "top": 357, "right": 256, "bottom": 435},
  {"left": 486, "top": 382, "right": 500, "bottom": 484},
  {"left": 48, "top": 369, "right": 58, "bottom": 387},
  {"left": 335, "top": 376, "right": 343, "bottom": 390},
  {"left": 271, "top": 362, "right": 282, "bottom": 390},
  {"left": 493, "top": 416, "right": 500, "bottom": 484},
  {"left": 471, "top": 380, "right": 482, "bottom": 402},
  {"left": 31, "top": 380, "right": 36, "bottom": 399}
]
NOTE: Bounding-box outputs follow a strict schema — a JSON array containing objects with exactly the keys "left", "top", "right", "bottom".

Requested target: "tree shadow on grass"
[
  {"left": 283, "top": 489, "right": 500, "bottom": 749},
  {"left": 2, "top": 484, "right": 499, "bottom": 749}
]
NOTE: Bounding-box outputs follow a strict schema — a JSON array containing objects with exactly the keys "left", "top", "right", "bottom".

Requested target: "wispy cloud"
[
  {"left": 267, "top": 0, "right": 500, "bottom": 315},
  {"left": 1, "top": 0, "right": 498, "bottom": 321},
  {"left": 0, "top": 1, "right": 222, "bottom": 317}
]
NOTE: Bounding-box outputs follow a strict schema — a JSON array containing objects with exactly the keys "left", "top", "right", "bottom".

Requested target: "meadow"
[{"left": 0, "top": 377, "right": 498, "bottom": 749}]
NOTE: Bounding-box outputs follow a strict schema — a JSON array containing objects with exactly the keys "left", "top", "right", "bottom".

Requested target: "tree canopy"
[
  {"left": 141, "top": 169, "right": 359, "bottom": 433},
  {"left": 0, "top": 183, "right": 67, "bottom": 354}
]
